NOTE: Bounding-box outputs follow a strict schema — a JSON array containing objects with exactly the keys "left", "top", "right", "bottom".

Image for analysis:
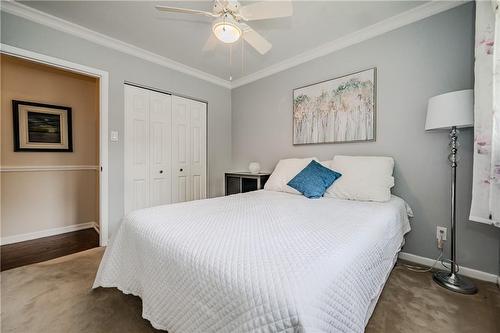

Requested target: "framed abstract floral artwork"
[{"left": 293, "top": 68, "right": 376, "bottom": 145}]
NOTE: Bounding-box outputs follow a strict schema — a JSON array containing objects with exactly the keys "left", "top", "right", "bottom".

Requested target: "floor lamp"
[{"left": 425, "top": 89, "right": 477, "bottom": 294}]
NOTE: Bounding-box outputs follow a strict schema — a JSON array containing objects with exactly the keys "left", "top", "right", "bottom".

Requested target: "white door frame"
[{"left": 1, "top": 43, "right": 110, "bottom": 246}]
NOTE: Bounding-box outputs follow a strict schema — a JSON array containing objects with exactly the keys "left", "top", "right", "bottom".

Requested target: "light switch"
[{"left": 110, "top": 131, "right": 119, "bottom": 142}]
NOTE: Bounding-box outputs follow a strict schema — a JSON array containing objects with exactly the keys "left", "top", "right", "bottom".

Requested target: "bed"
[{"left": 93, "top": 190, "right": 412, "bottom": 332}]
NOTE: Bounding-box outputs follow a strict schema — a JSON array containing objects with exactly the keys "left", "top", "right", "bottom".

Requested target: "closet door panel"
[
  {"left": 172, "top": 96, "right": 191, "bottom": 203},
  {"left": 149, "top": 91, "right": 172, "bottom": 207},
  {"left": 124, "top": 85, "right": 150, "bottom": 214},
  {"left": 190, "top": 101, "right": 207, "bottom": 201},
  {"left": 126, "top": 87, "right": 207, "bottom": 210}
]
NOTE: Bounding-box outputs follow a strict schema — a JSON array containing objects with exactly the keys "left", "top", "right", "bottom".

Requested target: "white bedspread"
[{"left": 93, "top": 190, "right": 411, "bottom": 332}]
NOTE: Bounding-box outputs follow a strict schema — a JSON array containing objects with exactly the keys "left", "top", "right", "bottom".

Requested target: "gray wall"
[
  {"left": 231, "top": 4, "right": 500, "bottom": 275},
  {"left": 1, "top": 12, "right": 232, "bottom": 238}
]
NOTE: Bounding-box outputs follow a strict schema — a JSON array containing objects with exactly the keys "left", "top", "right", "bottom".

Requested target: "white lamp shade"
[{"left": 425, "top": 89, "right": 474, "bottom": 130}]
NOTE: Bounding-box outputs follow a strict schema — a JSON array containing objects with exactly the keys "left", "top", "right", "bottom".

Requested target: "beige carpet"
[{"left": 1, "top": 247, "right": 499, "bottom": 333}]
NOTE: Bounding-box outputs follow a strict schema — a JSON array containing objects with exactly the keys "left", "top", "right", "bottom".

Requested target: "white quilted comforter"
[{"left": 93, "top": 190, "right": 411, "bottom": 332}]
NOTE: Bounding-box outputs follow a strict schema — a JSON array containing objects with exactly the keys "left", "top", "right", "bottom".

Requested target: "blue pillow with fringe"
[{"left": 287, "top": 160, "right": 342, "bottom": 199}]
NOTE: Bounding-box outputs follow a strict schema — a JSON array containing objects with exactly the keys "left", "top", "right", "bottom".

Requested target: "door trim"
[
  {"left": 1, "top": 43, "right": 110, "bottom": 246},
  {"left": 124, "top": 81, "right": 208, "bottom": 104}
]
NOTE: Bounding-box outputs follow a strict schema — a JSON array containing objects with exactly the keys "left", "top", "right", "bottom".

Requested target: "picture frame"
[
  {"left": 12, "top": 100, "right": 73, "bottom": 152},
  {"left": 293, "top": 67, "right": 376, "bottom": 145}
]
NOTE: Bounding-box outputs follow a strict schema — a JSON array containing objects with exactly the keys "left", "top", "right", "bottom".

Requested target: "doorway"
[{"left": 0, "top": 45, "right": 109, "bottom": 270}]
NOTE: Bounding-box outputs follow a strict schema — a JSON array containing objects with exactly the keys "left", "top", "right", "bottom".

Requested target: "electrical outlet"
[
  {"left": 436, "top": 226, "right": 447, "bottom": 241},
  {"left": 436, "top": 226, "right": 447, "bottom": 249}
]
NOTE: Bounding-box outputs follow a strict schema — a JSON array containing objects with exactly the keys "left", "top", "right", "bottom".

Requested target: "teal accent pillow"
[{"left": 287, "top": 160, "right": 342, "bottom": 199}]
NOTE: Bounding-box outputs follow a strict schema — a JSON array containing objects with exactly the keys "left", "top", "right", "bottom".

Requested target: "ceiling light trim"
[
  {"left": 1, "top": 0, "right": 232, "bottom": 89},
  {"left": 231, "top": 1, "right": 470, "bottom": 89},
  {"left": 212, "top": 15, "right": 242, "bottom": 44}
]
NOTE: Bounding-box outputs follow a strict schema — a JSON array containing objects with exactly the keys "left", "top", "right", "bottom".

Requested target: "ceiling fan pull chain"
[
  {"left": 229, "top": 44, "right": 233, "bottom": 81},
  {"left": 241, "top": 37, "right": 245, "bottom": 75}
]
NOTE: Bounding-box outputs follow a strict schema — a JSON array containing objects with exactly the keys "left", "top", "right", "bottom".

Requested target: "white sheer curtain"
[{"left": 470, "top": 0, "right": 500, "bottom": 227}]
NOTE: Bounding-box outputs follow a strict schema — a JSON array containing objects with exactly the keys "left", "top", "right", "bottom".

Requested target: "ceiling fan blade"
[
  {"left": 238, "top": 0, "right": 293, "bottom": 21},
  {"left": 202, "top": 34, "right": 218, "bottom": 52},
  {"left": 155, "top": 5, "right": 218, "bottom": 18},
  {"left": 241, "top": 23, "right": 272, "bottom": 55}
]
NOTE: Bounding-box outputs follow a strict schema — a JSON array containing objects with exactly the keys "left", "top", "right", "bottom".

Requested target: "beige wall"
[{"left": 1, "top": 55, "right": 99, "bottom": 239}]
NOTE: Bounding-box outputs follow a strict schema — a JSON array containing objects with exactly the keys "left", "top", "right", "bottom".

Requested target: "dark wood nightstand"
[{"left": 225, "top": 172, "right": 271, "bottom": 196}]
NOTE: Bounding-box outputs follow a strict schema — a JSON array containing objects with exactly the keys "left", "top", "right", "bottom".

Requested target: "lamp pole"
[
  {"left": 432, "top": 126, "right": 477, "bottom": 294},
  {"left": 450, "top": 126, "right": 457, "bottom": 275}
]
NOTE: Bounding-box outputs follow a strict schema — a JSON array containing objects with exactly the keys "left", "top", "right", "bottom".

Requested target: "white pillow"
[
  {"left": 264, "top": 157, "right": 318, "bottom": 194},
  {"left": 325, "top": 155, "right": 395, "bottom": 202}
]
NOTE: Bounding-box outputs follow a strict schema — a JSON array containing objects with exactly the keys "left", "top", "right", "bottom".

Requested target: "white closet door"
[
  {"left": 124, "top": 85, "right": 150, "bottom": 214},
  {"left": 126, "top": 86, "right": 206, "bottom": 211},
  {"left": 172, "top": 96, "right": 191, "bottom": 203},
  {"left": 189, "top": 100, "right": 207, "bottom": 200},
  {"left": 149, "top": 91, "right": 172, "bottom": 207}
]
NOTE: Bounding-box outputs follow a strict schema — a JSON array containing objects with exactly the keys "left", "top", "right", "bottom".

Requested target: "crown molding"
[
  {"left": 1, "top": 0, "right": 469, "bottom": 90},
  {"left": 0, "top": 0, "right": 232, "bottom": 89},
  {"left": 231, "top": 1, "right": 469, "bottom": 89}
]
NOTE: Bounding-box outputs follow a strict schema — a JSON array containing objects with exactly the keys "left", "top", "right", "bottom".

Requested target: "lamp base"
[{"left": 432, "top": 271, "right": 477, "bottom": 294}]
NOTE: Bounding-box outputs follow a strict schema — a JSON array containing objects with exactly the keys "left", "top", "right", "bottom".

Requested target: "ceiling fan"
[{"left": 155, "top": 0, "right": 293, "bottom": 55}]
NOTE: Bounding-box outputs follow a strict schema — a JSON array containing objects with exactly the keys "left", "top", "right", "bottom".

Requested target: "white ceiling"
[{"left": 20, "top": 1, "right": 427, "bottom": 81}]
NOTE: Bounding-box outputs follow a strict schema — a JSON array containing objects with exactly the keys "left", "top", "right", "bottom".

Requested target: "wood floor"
[{"left": 1, "top": 228, "right": 99, "bottom": 271}]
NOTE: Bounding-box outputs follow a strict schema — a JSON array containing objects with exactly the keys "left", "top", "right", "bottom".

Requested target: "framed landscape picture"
[
  {"left": 13, "top": 100, "right": 73, "bottom": 152},
  {"left": 293, "top": 68, "right": 376, "bottom": 145}
]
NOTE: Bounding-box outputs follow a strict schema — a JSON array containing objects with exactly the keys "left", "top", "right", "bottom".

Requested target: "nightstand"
[{"left": 225, "top": 172, "right": 271, "bottom": 196}]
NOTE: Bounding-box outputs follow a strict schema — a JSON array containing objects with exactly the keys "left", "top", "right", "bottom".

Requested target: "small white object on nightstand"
[{"left": 248, "top": 162, "right": 261, "bottom": 174}]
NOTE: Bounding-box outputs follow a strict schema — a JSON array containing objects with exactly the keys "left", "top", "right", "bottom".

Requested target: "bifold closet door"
[
  {"left": 149, "top": 90, "right": 172, "bottom": 207},
  {"left": 124, "top": 85, "right": 172, "bottom": 214},
  {"left": 172, "top": 96, "right": 207, "bottom": 203},
  {"left": 124, "top": 85, "right": 150, "bottom": 214}
]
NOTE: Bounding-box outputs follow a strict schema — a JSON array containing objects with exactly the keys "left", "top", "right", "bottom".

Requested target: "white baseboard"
[
  {"left": 399, "top": 252, "right": 499, "bottom": 284},
  {"left": 1, "top": 222, "right": 99, "bottom": 245}
]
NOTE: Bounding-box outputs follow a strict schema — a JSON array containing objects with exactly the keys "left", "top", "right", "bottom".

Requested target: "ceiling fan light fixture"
[{"left": 212, "top": 17, "right": 241, "bottom": 44}]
